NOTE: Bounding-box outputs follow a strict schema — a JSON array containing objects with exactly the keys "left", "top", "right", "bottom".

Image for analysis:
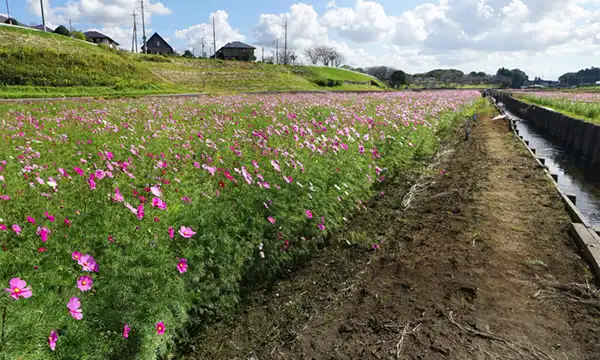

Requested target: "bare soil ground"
[{"left": 183, "top": 108, "right": 600, "bottom": 360}]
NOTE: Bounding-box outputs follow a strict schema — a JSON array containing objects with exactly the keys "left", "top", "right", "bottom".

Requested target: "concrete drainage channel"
[{"left": 488, "top": 94, "right": 600, "bottom": 282}]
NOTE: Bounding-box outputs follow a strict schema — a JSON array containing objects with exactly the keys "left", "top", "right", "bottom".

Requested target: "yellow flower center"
[
  {"left": 83, "top": 262, "right": 88, "bottom": 266},
  {"left": 14, "top": 288, "right": 20, "bottom": 293},
  {"left": 81, "top": 281, "right": 87, "bottom": 285}
]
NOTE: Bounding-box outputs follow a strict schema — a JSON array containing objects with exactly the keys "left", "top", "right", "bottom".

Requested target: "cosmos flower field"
[{"left": 0, "top": 91, "right": 479, "bottom": 359}]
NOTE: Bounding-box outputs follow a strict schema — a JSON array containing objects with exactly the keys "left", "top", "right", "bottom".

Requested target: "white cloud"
[
  {"left": 26, "top": 0, "right": 171, "bottom": 28},
  {"left": 320, "top": 0, "right": 396, "bottom": 43},
  {"left": 174, "top": 11, "right": 244, "bottom": 57}
]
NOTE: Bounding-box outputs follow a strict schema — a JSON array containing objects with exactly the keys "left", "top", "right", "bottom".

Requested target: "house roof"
[
  {"left": 143, "top": 32, "right": 173, "bottom": 51},
  {"left": 0, "top": 15, "right": 8, "bottom": 23},
  {"left": 30, "top": 24, "right": 55, "bottom": 32},
  {"left": 84, "top": 31, "right": 120, "bottom": 45},
  {"left": 220, "top": 41, "right": 256, "bottom": 50}
]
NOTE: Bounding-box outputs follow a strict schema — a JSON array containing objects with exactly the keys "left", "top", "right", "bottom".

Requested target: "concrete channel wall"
[
  {"left": 488, "top": 93, "right": 600, "bottom": 284},
  {"left": 490, "top": 92, "right": 600, "bottom": 168}
]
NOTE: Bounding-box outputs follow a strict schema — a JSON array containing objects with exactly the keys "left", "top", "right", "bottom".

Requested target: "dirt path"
[{"left": 183, "top": 108, "right": 600, "bottom": 360}]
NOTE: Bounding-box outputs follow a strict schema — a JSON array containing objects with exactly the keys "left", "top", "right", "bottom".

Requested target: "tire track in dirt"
[{"left": 183, "top": 107, "right": 600, "bottom": 360}]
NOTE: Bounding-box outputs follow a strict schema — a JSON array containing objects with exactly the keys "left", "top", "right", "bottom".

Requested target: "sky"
[{"left": 3, "top": 0, "right": 600, "bottom": 79}]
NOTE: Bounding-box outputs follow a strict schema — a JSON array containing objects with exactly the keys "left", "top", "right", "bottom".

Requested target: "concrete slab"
[{"left": 570, "top": 223, "right": 600, "bottom": 282}]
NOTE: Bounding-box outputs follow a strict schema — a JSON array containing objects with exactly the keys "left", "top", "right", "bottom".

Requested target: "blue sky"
[{"left": 4, "top": 0, "right": 600, "bottom": 79}]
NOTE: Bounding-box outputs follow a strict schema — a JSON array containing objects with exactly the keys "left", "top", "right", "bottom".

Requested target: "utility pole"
[
  {"left": 262, "top": 47, "right": 264, "bottom": 62},
  {"left": 140, "top": 0, "right": 147, "bottom": 53},
  {"left": 284, "top": 20, "right": 288, "bottom": 65},
  {"left": 201, "top": 37, "right": 205, "bottom": 58},
  {"left": 40, "top": 0, "right": 46, "bottom": 32},
  {"left": 273, "top": 39, "right": 279, "bottom": 64},
  {"left": 69, "top": 19, "right": 72, "bottom": 33},
  {"left": 212, "top": 16, "right": 216, "bottom": 58},
  {"left": 131, "top": 10, "right": 138, "bottom": 53},
  {"left": 5, "top": 0, "right": 11, "bottom": 25}
]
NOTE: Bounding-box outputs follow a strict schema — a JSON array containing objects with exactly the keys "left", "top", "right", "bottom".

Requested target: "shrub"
[
  {"left": 54, "top": 25, "right": 71, "bottom": 37},
  {"left": 72, "top": 31, "right": 87, "bottom": 41}
]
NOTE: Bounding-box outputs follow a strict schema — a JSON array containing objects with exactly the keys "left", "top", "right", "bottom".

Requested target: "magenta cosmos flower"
[
  {"left": 4, "top": 278, "right": 32, "bottom": 300},
  {"left": 156, "top": 322, "right": 165, "bottom": 335},
  {"left": 305, "top": 210, "right": 313, "bottom": 219},
  {"left": 267, "top": 216, "right": 276, "bottom": 225},
  {"left": 78, "top": 254, "right": 97, "bottom": 272},
  {"left": 112, "top": 188, "right": 124, "bottom": 202},
  {"left": 177, "top": 258, "right": 188, "bottom": 274},
  {"left": 67, "top": 297, "right": 83, "bottom": 320},
  {"left": 11, "top": 224, "right": 21, "bottom": 234},
  {"left": 77, "top": 276, "right": 93, "bottom": 292},
  {"left": 168, "top": 226, "right": 174, "bottom": 239},
  {"left": 123, "top": 323, "right": 131, "bottom": 339},
  {"left": 137, "top": 203, "right": 144, "bottom": 220},
  {"left": 179, "top": 226, "right": 196, "bottom": 238},
  {"left": 72, "top": 251, "right": 82, "bottom": 261},
  {"left": 36, "top": 227, "right": 50, "bottom": 242},
  {"left": 26, "top": 216, "right": 36, "bottom": 225},
  {"left": 48, "top": 330, "right": 58, "bottom": 351},
  {"left": 151, "top": 197, "right": 167, "bottom": 210}
]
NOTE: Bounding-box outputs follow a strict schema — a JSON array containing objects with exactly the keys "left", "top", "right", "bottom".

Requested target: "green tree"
[
  {"left": 496, "top": 67, "right": 512, "bottom": 78},
  {"left": 54, "top": 25, "right": 71, "bottom": 37},
  {"left": 72, "top": 31, "right": 86, "bottom": 41},
  {"left": 391, "top": 70, "right": 407, "bottom": 88},
  {"left": 182, "top": 50, "right": 194, "bottom": 58},
  {"left": 509, "top": 68, "right": 528, "bottom": 88}
]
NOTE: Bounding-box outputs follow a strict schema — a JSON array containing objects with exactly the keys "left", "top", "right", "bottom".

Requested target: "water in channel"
[{"left": 497, "top": 102, "right": 600, "bottom": 228}]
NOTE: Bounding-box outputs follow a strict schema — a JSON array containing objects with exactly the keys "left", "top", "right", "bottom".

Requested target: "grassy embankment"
[
  {"left": 0, "top": 25, "right": 385, "bottom": 98},
  {"left": 515, "top": 92, "right": 600, "bottom": 124}
]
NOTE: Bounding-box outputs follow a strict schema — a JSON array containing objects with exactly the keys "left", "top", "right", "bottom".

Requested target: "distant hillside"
[
  {"left": 0, "top": 25, "right": 384, "bottom": 98},
  {"left": 558, "top": 67, "right": 600, "bottom": 86}
]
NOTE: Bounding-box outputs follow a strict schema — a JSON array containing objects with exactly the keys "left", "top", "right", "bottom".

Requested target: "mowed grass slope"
[{"left": 0, "top": 25, "right": 384, "bottom": 98}]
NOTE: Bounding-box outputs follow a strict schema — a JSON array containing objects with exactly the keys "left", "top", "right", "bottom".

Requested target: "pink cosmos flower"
[
  {"left": 77, "top": 276, "right": 93, "bottom": 292},
  {"left": 305, "top": 210, "right": 313, "bottom": 219},
  {"left": 94, "top": 169, "right": 106, "bottom": 180},
  {"left": 26, "top": 216, "right": 36, "bottom": 225},
  {"left": 271, "top": 160, "right": 281, "bottom": 172},
  {"left": 283, "top": 175, "right": 292, "bottom": 184},
  {"left": 179, "top": 226, "right": 196, "bottom": 238},
  {"left": 12, "top": 224, "right": 21, "bottom": 234},
  {"left": 151, "top": 197, "right": 167, "bottom": 210},
  {"left": 73, "top": 167, "right": 84, "bottom": 176},
  {"left": 318, "top": 216, "right": 326, "bottom": 231},
  {"left": 124, "top": 202, "right": 137, "bottom": 215},
  {"left": 58, "top": 167, "right": 70, "bottom": 178},
  {"left": 123, "top": 324, "right": 131, "bottom": 339},
  {"left": 137, "top": 203, "right": 144, "bottom": 220},
  {"left": 113, "top": 188, "right": 124, "bottom": 202},
  {"left": 0, "top": 224, "right": 6, "bottom": 231},
  {"left": 267, "top": 216, "right": 276, "bottom": 225},
  {"left": 168, "top": 226, "right": 175, "bottom": 239},
  {"left": 177, "top": 258, "right": 188, "bottom": 273},
  {"left": 67, "top": 297, "right": 83, "bottom": 320},
  {"left": 372, "top": 243, "right": 381, "bottom": 250},
  {"left": 37, "top": 227, "right": 50, "bottom": 242},
  {"left": 72, "top": 251, "right": 82, "bottom": 261},
  {"left": 88, "top": 177, "right": 96, "bottom": 190},
  {"left": 4, "top": 278, "right": 32, "bottom": 300},
  {"left": 64, "top": 217, "right": 72, "bottom": 227},
  {"left": 78, "top": 254, "right": 97, "bottom": 272},
  {"left": 359, "top": 145, "right": 365, "bottom": 154},
  {"left": 156, "top": 322, "right": 165, "bottom": 335},
  {"left": 150, "top": 185, "right": 162, "bottom": 197},
  {"left": 44, "top": 212, "right": 56, "bottom": 223},
  {"left": 48, "top": 330, "right": 58, "bottom": 351}
]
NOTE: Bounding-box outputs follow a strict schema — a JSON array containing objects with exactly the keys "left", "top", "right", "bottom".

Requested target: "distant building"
[
  {"left": 0, "top": 15, "right": 8, "bottom": 23},
  {"left": 142, "top": 33, "right": 174, "bottom": 55},
  {"left": 213, "top": 41, "right": 256, "bottom": 61},
  {"left": 30, "top": 24, "right": 55, "bottom": 32},
  {"left": 84, "top": 31, "right": 119, "bottom": 49}
]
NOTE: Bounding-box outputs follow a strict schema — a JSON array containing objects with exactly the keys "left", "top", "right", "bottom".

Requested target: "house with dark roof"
[
  {"left": 142, "top": 33, "right": 174, "bottom": 55},
  {"left": 213, "top": 41, "right": 256, "bottom": 61},
  {"left": 30, "top": 24, "right": 55, "bottom": 32},
  {"left": 84, "top": 31, "right": 119, "bottom": 49}
]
